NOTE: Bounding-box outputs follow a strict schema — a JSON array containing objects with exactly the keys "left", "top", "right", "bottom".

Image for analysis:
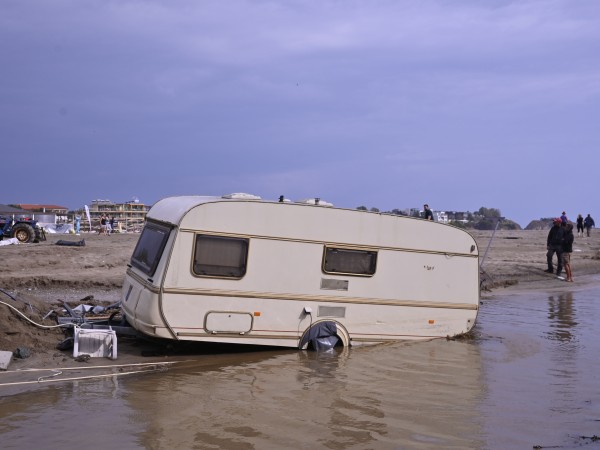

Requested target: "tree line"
[{"left": 355, "top": 206, "right": 520, "bottom": 230}]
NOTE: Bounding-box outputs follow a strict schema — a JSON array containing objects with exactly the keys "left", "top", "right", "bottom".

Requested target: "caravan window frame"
[
  {"left": 130, "top": 220, "right": 172, "bottom": 277},
  {"left": 192, "top": 233, "right": 249, "bottom": 279},
  {"left": 322, "top": 246, "right": 378, "bottom": 277}
]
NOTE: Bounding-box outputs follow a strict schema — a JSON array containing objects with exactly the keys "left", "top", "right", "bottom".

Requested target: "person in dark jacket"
[
  {"left": 584, "top": 214, "right": 595, "bottom": 237},
  {"left": 576, "top": 214, "right": 584, "bottom": 237},
  {"left": 546, "top": 218, "right": 565, "bottom": 275},
  {"left": 562, "top": 223, "right": 574, "bottom": 282},
  {"left": 423, "top": 204, "right": 434, "bottom": 221}
]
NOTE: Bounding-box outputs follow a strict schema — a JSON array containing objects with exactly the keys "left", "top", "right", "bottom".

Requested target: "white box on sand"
[
  {"left": 73, "top": 327, "right": 117, "bottom": 360},
  {"left": 0, "top": 350, "right": 13, "bottom": 370}
]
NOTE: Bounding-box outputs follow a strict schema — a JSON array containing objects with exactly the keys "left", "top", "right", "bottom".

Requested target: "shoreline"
[
  {"left": 471, "top": 229, "right": 600, "bottom": 293},
  {"left": 482, "top": 272, "right": 600, "bottom": 298}
]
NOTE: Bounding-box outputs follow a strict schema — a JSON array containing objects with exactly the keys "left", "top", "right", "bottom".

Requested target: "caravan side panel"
[{"left": 146, "top": 200, "right": 479, "bottom": 346}]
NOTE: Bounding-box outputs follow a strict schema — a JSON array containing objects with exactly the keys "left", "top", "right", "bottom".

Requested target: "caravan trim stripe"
[{"left": 162, "top": 287, "right": 478, "bottom": 310}]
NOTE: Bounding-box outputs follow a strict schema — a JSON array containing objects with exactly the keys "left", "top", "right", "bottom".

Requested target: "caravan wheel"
[{"left": 299, "top": 320, "right": 350, "bottom": 351}]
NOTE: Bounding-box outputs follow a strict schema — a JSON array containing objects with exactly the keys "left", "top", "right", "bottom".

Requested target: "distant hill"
[
  {"left": 471, "top": 218, "right": 522, "bottom": 231},
  {"left": 525, "top": 218, "right": 560, "bottom": 230}
]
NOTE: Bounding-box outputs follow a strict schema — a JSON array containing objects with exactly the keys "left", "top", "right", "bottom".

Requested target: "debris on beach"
[
  {"left": 55, "top": 239, "right": 86, "bottom": 247},
  {"left": 13, "top": 347, "right": 31, "bottom": 359},
  {"left": 0, "top": 289, "right": 126, "bottom": 363},
  {"left": 0, "top": 238, "right": 20, "bottom": 246},
  {"left": 0, "top": 350, "right": 12, "bottom": 370}
]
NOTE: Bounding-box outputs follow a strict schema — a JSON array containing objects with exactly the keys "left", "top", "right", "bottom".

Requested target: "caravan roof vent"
[
  {"left": 222, "top": 193, "right": 262, "bottom": 200},
  {"left": 297, "top": 198, "right": 334, "bottom": 207}
]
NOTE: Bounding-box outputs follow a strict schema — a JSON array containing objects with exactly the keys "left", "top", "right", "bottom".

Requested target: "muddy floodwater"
[{"left": 2, "top": 284, "right": 600, "bottom": 450}]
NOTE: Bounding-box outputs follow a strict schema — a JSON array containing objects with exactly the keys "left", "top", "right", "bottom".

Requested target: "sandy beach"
[{"left": 1, "top": 228, "right": 600, "bottom": 370}]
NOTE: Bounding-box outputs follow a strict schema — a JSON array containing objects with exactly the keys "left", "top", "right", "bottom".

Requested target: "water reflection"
[
  {"left": 122, "top": 341, "right": 484, "bottom": 449},
  {"left": 296, "top": 349, "right": 387, "bottom": 449},
  {"left": 479, "top": 288, "right": 600, "bottom": 449},
  {"left": 547, "top": 292, "right": 578, "bottom": 342},
  {"left": 0, "top": 378, "right": 140, "bottom": 449},
  {"left": 546, "top": 292, "right": 580, "bottom": 415}
]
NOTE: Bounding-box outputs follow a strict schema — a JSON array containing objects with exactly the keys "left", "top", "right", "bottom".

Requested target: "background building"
[
  {"left": 87, "top": 198, "right": 149, "bottom": 232},
  {"left": 15, "top": 204, "right": 69, "bottom": 224}
]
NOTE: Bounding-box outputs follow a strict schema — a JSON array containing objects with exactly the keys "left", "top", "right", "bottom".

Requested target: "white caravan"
[{"left": 120, "top": 194, "right": 480, "bottom": 349}]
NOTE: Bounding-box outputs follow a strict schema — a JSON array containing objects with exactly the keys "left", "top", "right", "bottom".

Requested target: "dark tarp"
[
  {"left": 299, "top": 321, "right": 340, "bottom": 351},
  {"left": 56, "top": 239, "right": 86, "bottom": 247}
]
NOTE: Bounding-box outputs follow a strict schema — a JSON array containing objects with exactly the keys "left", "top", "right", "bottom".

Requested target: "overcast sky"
[{"left": 2, "top": 0, "right": 599, "bottom": 227}]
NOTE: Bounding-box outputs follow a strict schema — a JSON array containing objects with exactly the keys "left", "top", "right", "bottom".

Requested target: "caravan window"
[
  {"left": 193, "top": 235, "right": 249, "bottom": 278},
  {"left": 131, "top": 221, "right": 172, "bottom": 276},
  {"left": 323, "top": 247, "right": 377, "bottom": 276}
]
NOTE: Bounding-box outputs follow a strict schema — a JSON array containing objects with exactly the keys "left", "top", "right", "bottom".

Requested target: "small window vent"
[
  {"left": 318, "top": 306, "right": 346, "bottom": 318},
  {"left": 320, "top": 278, "right": 349, "bottom": 291}
]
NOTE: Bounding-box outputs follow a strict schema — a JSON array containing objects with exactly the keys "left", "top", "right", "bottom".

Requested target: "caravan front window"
[
  {"left": 131, "top": 221, "right": 171, "bottom": 276},
  {"left": 323, "top": 247, "right": 377, "bottom": 276},
  {"left": 193, "top": 234, "right": 249, "bottom": 278}
]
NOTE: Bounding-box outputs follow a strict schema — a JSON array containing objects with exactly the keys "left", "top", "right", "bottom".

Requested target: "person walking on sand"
[
  {"left": 562, "top": 223, "right": 574, "bottom": 282},
  {"left": 546, "top": 218, "right": 565, "bottom": 275},
  {"left": 100, "top": 214, "right": 108, "bottom": 235},
  {"left": 584, "top": 214, "right": 595, "bottom": 237},
  {"left": 561, "top": 211, "right": 568, "bottom": 225},
  {"left": 576, "top": 214, "right": 584, "bottom": 237},
  {"left": 423, "top": 204, "right": 434, "bottom": 221}
]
